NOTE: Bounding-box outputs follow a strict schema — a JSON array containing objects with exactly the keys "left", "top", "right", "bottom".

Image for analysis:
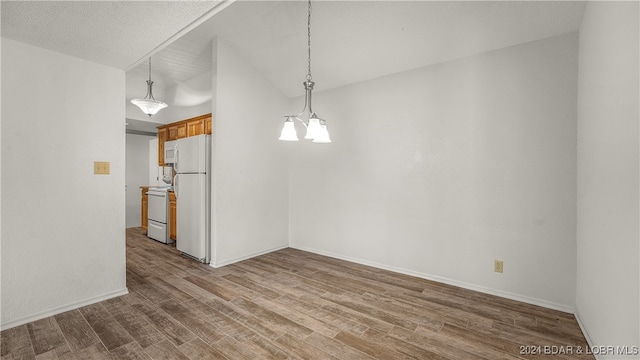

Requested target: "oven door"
[{"left": 147, "top": 191, "right": 167, "bottom": 224}]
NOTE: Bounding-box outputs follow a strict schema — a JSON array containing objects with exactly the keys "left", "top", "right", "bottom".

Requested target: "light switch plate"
[{"left": 94, "top": 161, "right": 110, "bottom": 175}]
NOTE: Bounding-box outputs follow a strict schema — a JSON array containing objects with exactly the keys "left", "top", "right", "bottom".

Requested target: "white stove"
[{"left": 147, "top": 187, "right": 173, "bottom": 244}]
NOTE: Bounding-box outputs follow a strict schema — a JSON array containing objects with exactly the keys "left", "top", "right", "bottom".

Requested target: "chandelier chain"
[{"left": 306, "top": 0, "right": 312, "bottom": 81}]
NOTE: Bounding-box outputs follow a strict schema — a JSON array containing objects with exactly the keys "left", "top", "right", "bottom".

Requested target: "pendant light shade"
[
  {"left": 279, "top": 0, "right": 331, "bottom": 143},
  {"left": 131, "top": 93, "right": 167, "bottom": 116},
  {"left": 279, "top": 117, "right": 299, "bottom": 141},
  {"left": 304, "top": 114, "right": 322, "bottom": 139},
  {"left": 131, "top": 57, "right": 167, "bottom": 117},
  {"left": 312, "top": 120, "right": 331, "bottom": 143}
]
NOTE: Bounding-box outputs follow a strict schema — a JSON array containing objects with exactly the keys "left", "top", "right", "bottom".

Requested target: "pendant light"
[
  {"left": 279, "top": 0, "right": 331, "bottom": 143},
  {"left": 131, "top": 57, "right": 168, "bottom": 117}
]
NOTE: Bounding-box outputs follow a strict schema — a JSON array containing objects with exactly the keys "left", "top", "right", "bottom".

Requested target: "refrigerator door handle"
[
  {"left": 173, "top": 145, "right": 178, "bottom": 172},
  {"left": 173, "top": 145, "right": 179, "bottom": 173},
  {"left": 174, "top": 174, "right": 179, "bottom": 198}
]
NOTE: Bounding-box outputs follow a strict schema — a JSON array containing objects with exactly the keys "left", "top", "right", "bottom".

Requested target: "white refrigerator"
[{"left": 173, "top": 134, "right": 211, "bottom": 263}]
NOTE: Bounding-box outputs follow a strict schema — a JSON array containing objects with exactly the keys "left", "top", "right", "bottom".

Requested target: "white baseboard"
[
  {"left": 290, "top": 243, "right": 575, "bottom": 314},
  {"left": 1, "top": 287, "right": 129, "bottom": 331},
  {"left": 210, "top": 244, "right": 289, "bottom": 268},
  {"left": 574, "top": 309, "right": 602, "bottom": 360}
]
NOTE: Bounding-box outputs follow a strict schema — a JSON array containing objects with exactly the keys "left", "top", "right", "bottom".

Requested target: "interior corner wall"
[
  {"left": 126, "top": 133, "right": 152, "bottom": 228},
  {"left": 211, "top": 38, "right": 289, "bottom": 267},
  {"left": 576, "top": 2, "right": 639, "bottom": 354},
  {"left": 1, "top": 38, "right": 127, "bottom": 329},
  {"left": 290, "top": 33, "right": 579, "bottom": 310}
]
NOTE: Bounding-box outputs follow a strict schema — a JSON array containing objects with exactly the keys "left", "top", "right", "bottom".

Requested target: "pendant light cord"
[
  {"left": 306, "top": 0, "right": 312, "bottom": 81},
  {"left": 146, "top": 57, "right": 155, "bottom": 100}
]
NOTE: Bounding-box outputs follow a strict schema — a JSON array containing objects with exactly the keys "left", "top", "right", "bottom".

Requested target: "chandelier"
[
  {"left": 279, "top": 0, "right": 331, "bottom": 143},
  {"left": 131, "top": 57, "right": 168, "bottom": 117}
]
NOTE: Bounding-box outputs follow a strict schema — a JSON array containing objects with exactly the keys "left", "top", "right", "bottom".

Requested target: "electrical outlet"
[
  {"left": 94, "top": 161, "right": 110, "bottom": 175},
  {"left": 494, "top": 260, "right": 504, "bottom": 273}
]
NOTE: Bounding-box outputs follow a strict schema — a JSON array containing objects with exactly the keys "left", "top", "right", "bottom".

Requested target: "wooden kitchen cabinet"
[
  {"left": 168, "top": 123, "right": 187, "bottom": 140},
  {"left": 167, "top": 126, "right": 177, "bottom": 140},
  {"left": 157, "top": 128, "right": 168, "bottom": 166},
  {"left": 140, "top": 186, "right": 149, "bottom": 232},
  {"left": 157, "top": 113, "right": 212, "bottom": 166},
  {"left": 177, "top": 123, "right": 187, "bottom": 138},
  {"left": 169, "top": 191, "right": 177, "bottom": 241},
  {"left": 187, "top": 118, "right": 204, "bottom": 137},
  {"left": 204, "top": 116, "right": 212, "bottom": 135}
]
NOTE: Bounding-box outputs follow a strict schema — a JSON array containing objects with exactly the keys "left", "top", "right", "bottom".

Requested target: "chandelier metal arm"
[
  {"left": 144, "top": 80, "right": 154, "bottom": 100},
  {"left": 288, "top": 116, "right": 307, "bottom": 129},
  {"left": 292, "top": 92, "right": 309, "bottom": 120},
  {"left": 305, "top": 81, "right": 314, "bottom": 115},
  {"left": 288, "top": 80, "right": 315, "bottom": 126}
]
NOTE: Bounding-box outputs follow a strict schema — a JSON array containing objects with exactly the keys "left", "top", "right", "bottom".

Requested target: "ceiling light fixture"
[
  {"left": 279, "top": 0, "right": 331, "bottom": 143},
  {"left": 131, "top": 57, "right": 168, "bottom": 117}
]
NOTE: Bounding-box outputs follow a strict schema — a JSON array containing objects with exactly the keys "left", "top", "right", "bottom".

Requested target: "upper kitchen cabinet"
[
  {"left": 205, "top": 116, "right": 212, "bottom": 134},
  {"left": 157, "top": 113, "right": 212, "bottom": 166},
  {"left": 157, "top": 128, "right": 168, "bottom": 166},
  {"left": 168, "top": 122, "right": 187, "bottom": 140},
  {"left": 187, "top": 117, "right": 205, "bottom": 137}
]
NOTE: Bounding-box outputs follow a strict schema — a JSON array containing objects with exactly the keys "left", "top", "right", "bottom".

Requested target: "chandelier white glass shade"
[
  {"left": 279, "top": 118, "right": 299, "bottom": 141},
  {"left": 131, "top": 57, "right": 168, "bottom": 117},
  {"left": 279, "top": 0, "right": 331, "bottom": 143}
]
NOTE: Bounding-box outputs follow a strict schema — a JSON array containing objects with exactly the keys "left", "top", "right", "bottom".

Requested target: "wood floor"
[{"left": 2, "top": 227, "right": 593, "bottom": 360}]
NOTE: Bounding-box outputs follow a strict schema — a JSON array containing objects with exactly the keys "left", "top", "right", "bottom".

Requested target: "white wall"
[
  {"left": 576, "top": 2, "right": 639, "bottom": 356},
  {"left": 1, "top": 39, "right": 127, "bottom": 329},
  {"left": 290, "top": 33, "right": 579, "bottom": 310},
  {"left": 126, "top": 133, "right": 152, "bottom": 228},
  {"left": 149, "top": 138, "right": 161, "bottom": 186},
  {"left": 0, "top": 31, "right": 3, "bottom": 323},
  {"left": 211, "top": 38, "right": 290, "bottom": 267}
]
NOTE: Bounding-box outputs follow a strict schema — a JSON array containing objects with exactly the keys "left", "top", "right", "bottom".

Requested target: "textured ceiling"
[
  {"left": 0, "top": 1, "right": 224, "bottom": 71},
  {"left": 3, "top": 1, "right": 586, "bottom": 98},
  {"left": 127, "top": 25, "right": 214, "bottom": 89}
]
